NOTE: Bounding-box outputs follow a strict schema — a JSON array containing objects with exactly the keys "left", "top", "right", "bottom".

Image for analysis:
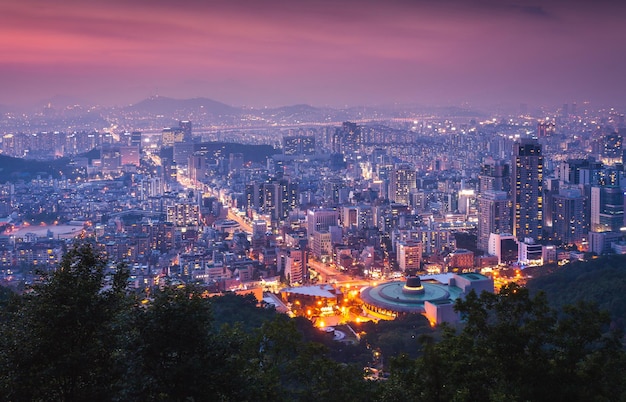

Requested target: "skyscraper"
[
  {"left": 166, "top": 203, "right": 200, "bottom": 227},
  {"left": 551, "top": 188, "right": 587, "bottom": 245},
  {"left": 389, "top": 164, "right": 416, "bottom": 205},
  {"left": 260, "top": 178, "right": 299, "bottom": 221},
  {"left": 590, "top": 184, "right": 624, "bottom": 233},
  {"left": 512, "top": 138, "right": 543, "bottom": 241},
  {"left": 477, "top": 190, "right": 512, "bottom": 253},
  {"left": 478, "top": 157, "right": 510, "bottom": 194}
]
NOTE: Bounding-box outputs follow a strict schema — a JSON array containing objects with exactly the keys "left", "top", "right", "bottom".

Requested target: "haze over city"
[
  {"left": 2, "top": 0, "right": 625, "bottom": 109},
  {"left": 4, "top": 0, "right": 626, "bottom": 400}
]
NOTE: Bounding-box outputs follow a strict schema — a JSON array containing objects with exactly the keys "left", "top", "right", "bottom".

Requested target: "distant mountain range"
[
  {"left": 0, "top": 95, "right": 487, "bottom": 133},
  {"left": 125, "top": 96, "right": 238, "bottom": 116},
  {"left": 121, "top": 96, "right": 347, "bottom": 123}
]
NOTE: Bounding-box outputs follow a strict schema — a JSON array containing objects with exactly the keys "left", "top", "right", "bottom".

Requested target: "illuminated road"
[
  {"left": 226, "top": 208, "right": 253, "bottom": 233},
  {"left": 140, "top": 118, "right": 434, "bottom": 135},
  {"left": 308, "top": 258, "right": 353, "bottom": 283}
]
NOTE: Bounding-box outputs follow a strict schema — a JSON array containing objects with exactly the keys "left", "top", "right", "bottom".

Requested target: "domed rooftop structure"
[
  {"left": 403, "top": 276, "right": 425, "bottom": 295},
  {"left": 359, "top": 273, "right": 493, "bottom": 321},
  {"left": 360, "top": 276, "right": 452, "bottom": 318}
]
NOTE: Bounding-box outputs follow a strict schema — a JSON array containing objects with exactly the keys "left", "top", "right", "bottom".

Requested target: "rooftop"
[{"left": 280, "top": 284, "right": 337, "bottom": 299}]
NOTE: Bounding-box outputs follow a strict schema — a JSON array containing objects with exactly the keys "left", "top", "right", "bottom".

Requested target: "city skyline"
[{"left": 1, "top": 0, "right": 625, "bottom": 109}]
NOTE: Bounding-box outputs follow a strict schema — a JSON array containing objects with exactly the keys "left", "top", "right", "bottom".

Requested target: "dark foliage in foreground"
[
  {"left": 528, "top": 254, "right": 626, "bottom": 328},
  {"left": 381, "top": 284, "right": 626, "bottom": 402},
  {"left": 0, "top": 244, "right": 624, "bottom": 401},
  {"left": 0, "top": 244, "right": 376, "bottom": 401}
]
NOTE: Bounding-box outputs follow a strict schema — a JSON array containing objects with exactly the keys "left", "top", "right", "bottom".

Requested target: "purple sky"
[{"left": 1, "top": 0, "right": 625, "bottom": 109}]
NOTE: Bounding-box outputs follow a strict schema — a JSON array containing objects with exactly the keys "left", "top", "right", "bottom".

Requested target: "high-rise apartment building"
[
  {"left": 332, "top": 122, "right": 362, "bottom": 153},
  {"left": 478, "top": 157, "right": 510, "bottom": 194},
  {"left": 281, "top": 248, "right": 307, "bottom": 285},
  {"left": 261, "top": 178, "right": 299, "bottom": 221},
  {"left": 245, "top": 182, "right": 263, "bottom": 210},
  {"left": 166, "top": 203, "right": 200, "bottom": 227},
  {"left": 512, "top": 138, "right": 543, "bottom": 242},
  {"left": 551, "top": 188, "right": 587, "bottom": 245},
  {"left": 389, "top": 164, "right": 416, "bottom": 205},
  {"left": 397, "top": 241, "right": 422, "bottom": 272},
  {"left": 477, "top": 190, "right": 512, "bottom": 253},
  {"left": 590, "top": 184, "right": 624, "bottom": 233},
  {"left": 307, "top": 209, "right": 339, "bottom": 238},
  {"left": 360, "top": 205, "right": 375, "bottom": 229},
  {"left": 282, "top": 135, "right": 316, "bottom": 156}
]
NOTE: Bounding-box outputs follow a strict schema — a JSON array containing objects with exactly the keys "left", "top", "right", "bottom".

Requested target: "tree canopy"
[
  {"left": 381, "top": 284, "right": 626, "bottom": 401},
  {"left": 1, "top": 245, "right": 625, "bottom": 401},
  {"left": 528, "top": 254, "right": 626, "bottom": 329},
  {"left": 0, "top": 244, "right": 374, "bottom": 401}
]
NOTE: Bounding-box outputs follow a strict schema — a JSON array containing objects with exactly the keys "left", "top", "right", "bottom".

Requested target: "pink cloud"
[{"left": 0, "top": 0, "right": 624, "bottom": 107}]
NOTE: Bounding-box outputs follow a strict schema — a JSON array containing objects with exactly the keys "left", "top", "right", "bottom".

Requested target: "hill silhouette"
[
  {"left": 527, "top": 254, "right": 626, "bottom": 328},
  {"left": 126, "top": 96, "right": 238, "bottom": 116},
  {"left": 0, "top": 155, "right": 75, "bottom": 182}
]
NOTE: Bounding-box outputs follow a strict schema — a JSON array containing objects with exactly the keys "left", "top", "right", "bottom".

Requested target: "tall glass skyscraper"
[{"left": 512, "top": 138, "right": 543, "bottom": 242}]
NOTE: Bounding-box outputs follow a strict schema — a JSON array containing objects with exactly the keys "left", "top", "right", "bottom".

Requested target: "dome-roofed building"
[{"left": 359, "top": 273, "right": 493, "bottom": 324}]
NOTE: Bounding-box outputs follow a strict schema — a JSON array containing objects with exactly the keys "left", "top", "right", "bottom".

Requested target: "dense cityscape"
[
  {"left": 2, "top": 0, "right": 626, "bottom": 399},
  {"left": 0, "top": 99, "right": 625, "bottom": 327}
]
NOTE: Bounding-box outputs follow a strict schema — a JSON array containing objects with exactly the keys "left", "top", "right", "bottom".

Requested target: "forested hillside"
[
  {"left": 1, "top": 245, "right": 625, "bottom": 401},
  {"left": 527, "top": 254, "right": 626, "bottom": 328}
]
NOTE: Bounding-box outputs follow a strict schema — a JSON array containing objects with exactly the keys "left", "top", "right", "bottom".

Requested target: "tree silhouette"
[
  {"left": 0, "top": 243, "right": 130, "bottom": 401},
  {"left": 382, "top": 283, "right": 626, "bottom": 401}
]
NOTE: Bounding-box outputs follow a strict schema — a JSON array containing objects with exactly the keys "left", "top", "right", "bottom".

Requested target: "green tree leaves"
[
  {"left": 0, "top": 243, "right": 129, "bottom": 401},
  {"left": 0, "top": 244, "right": 371, "bottom": 401},
  {"left": 2, "top": 245, "right": 624, "bottom": 401},
  {"left": 383, "top": 283, "right": 626, "bottom": 402}
]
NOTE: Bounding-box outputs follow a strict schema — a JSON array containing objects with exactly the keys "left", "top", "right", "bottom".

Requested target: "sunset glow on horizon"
[{"left": 1, "top": 0, "right": 625, "bottom": 109}]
